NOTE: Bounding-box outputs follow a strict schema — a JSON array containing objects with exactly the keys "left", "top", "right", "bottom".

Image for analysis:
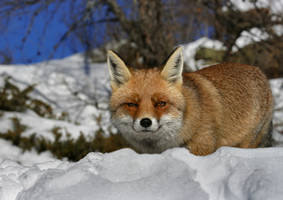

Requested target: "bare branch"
[{"left": 103, "top": 0, "right": 131, "bottom": 31}]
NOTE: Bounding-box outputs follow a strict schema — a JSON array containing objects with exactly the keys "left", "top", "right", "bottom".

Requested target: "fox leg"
[
  {"left": 187, "top": 131, "right": 217, "bottom": 156},
  {"left": 256, "top": 120, "right": 273, "bottom": 147},
  {"left": 238, "top": 119, "right": 273, "bottom": 148}
]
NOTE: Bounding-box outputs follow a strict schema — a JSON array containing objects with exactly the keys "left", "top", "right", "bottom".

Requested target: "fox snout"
[
  {"left": 140, "top": 118, "right": 152, "bottom": 128},
  {"left": 133, "top": 117, "right": 159, "bottom": 132}
]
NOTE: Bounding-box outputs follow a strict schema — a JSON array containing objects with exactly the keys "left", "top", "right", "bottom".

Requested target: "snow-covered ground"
[
  {"left": 0, "top": 54, "right": 114, "bottom": 140},
  {"left": 0, "top": 38, "right": 283, "bottom": 199},
  {"left": 2, "top": 147, "right": 283, "bottom": 200}
]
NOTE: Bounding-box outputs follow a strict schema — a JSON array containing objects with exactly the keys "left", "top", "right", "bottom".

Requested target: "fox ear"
[
  {"left": 161, "top": 46, "right": 183, "bottom": 84},
  {"left": 107, "top": 50, "right": 132, "bottom": 89}
]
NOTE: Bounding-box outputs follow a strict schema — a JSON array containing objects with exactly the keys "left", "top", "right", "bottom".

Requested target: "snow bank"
[
  {"left": 2, "top": 147, "right": 283, "bottom": 200},
  {"left": 0, "top": 139, "right": 55, "bottom": 166},
  {"left": 183, "top": 37, "right": 225, "bottom": 71},
  {"left": 0, "top": 111, "right": 98, "bottom": 141}
]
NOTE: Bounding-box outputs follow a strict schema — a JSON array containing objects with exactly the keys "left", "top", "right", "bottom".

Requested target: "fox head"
[{"left": 107, "top": 47, "right": 185, "bottom": 153}]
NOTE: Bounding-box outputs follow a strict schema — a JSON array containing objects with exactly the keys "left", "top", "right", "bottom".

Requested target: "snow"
[
  {"left": 2, "top": 147, "right": 283, "bottom": 200},
  {"left": 173, "top": 147, "right": 283, "bottom": 200},
  {"left": 0, "top": 139, "right": 55, "bottom": 166},
  {"left": 183, "top": 37, "right": 226, "bottom": 71},
  {"left": 0, "top": 53, "right": 113, "bottom": 141},
  {"left": 0, "top": 54, "right": 111, "bottom": 127},
  {"left": 221, "top": 0, "right": 283, "bottom": 51},
  {"left": 233, "top": 28, "right": 269, "bottom": 52},
  {"left": 14, "top": 149, "right": 208, "bottom": 200},
  {"left": 0, "top": 111, "right": 98, "bottom": 141},
  {"left": 270, "top": 79, "right": 283, "bottom": 131},
  {"left": 226, "top": 0, "right": 283, "bottom": 15}
]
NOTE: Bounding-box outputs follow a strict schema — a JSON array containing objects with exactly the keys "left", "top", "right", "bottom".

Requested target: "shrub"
[
  {"left": 0, "top": 77, "right": 53, "bottom": 118},
  {"left": 0, "top": 76, "right": 132, "bottom": 161},
  {"left": 0, "top": 117, "right": 131, "bottom": 161}
]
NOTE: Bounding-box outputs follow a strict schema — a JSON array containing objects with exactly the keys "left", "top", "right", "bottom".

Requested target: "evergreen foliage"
[
  {"left": 0, "top": 77, "right": 53, "bottom": 117},
  {"left": 0, "top": 117, "right": 130, "bottom": 161}
]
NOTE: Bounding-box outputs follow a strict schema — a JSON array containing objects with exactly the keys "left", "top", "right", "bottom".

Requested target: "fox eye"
[
  {"left": 155, "top": 101, "right": 167, "bottom": 108},
  {"left": 125, "top": 102, "right": 138, "bottom": 107}
]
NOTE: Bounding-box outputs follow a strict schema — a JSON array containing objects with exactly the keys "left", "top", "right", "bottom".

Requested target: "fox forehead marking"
[
  {"left": 124, "top": 92, "right": 168, "bottom": 103},
  {"left": 115, "top": 72, "right": 165, "bottom": 100},
  {"left": 123, "top": 93, "right": 140, "bottom": 103}
]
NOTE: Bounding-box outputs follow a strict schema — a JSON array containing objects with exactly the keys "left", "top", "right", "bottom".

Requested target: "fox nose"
[{"left": 140, "top": 118, "right": 152, "bottom": 128}]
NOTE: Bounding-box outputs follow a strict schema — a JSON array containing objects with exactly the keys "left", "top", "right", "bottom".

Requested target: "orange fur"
[
  {"left": 181, "top": 63, "right": 273, "bottom": 155},
  {"left": 108, "top": 48, "right": 273, "bottom": 155}
]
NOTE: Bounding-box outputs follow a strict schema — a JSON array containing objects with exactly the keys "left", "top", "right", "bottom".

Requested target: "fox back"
[{"left": 107, "top": 47, "right": 273, "bottom": 155}]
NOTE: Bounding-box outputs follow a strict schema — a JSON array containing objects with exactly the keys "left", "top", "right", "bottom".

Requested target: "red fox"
[{"left": 107, "top": 47, "right": 273, "bottom": 155}]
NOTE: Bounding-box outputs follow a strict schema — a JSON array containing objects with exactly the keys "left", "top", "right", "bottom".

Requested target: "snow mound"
[
  {"left": 2, "top": 147, "right": 283, "bottom": 200},
  {"left": 8, "top": 148, "right": 208, "bottom": 200},
  {"left": 0, "top": 139, "right": 55, "bottom": 166}
]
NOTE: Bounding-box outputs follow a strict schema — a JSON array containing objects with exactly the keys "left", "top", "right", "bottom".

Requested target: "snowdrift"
[{"left": 2, "top": 147, "right": 283, "bottom": 200}]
